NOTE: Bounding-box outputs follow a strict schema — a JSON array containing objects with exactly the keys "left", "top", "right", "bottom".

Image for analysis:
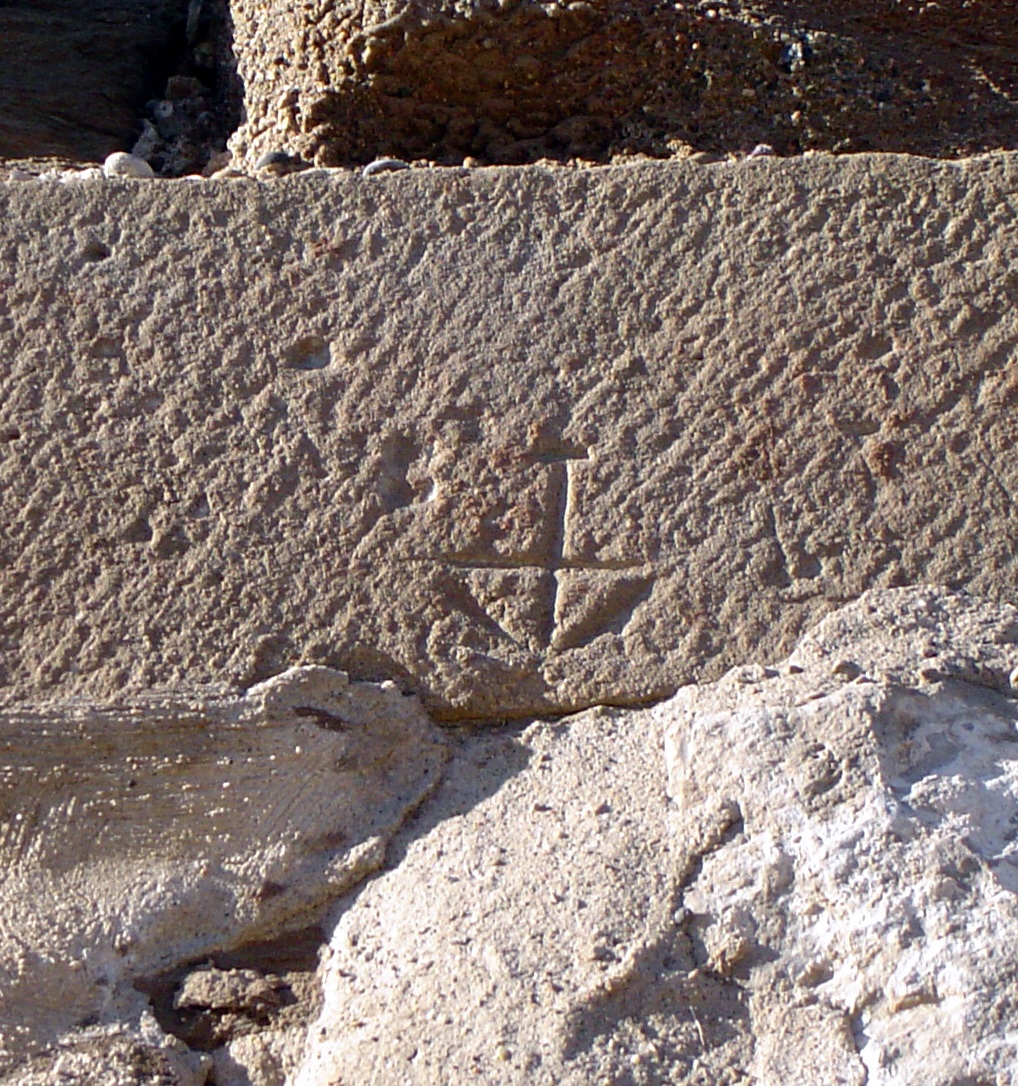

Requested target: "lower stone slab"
[
  {"left": 5, "top": 588, "right": 1018, "bottom": 1083},
  {"left": 1, "top": 154, "right": 1017, "bottom": 718},
  {"left": 0, "top": 667, "right": 446, "bottom": 1077},
  {"left": 293, "top": 587, "right": 1018, "bottom": 1086}
]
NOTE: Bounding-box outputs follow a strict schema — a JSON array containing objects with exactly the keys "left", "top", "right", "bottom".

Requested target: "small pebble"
[
  {"left": 748, "top": 143, "right": 776, "bottom": 158},
  {"left": 255, "top": 150, "right": 294, "bottom": 170},
  {"left": 103, "top": 152, "right": 155, "bottom": 179},
  {"left": 362, "top": 158, "right": 410, "bottom": 177},
  {"left": 831, "top": 659, "right": 862, "bottom": 681},
  {"left": 42, "top": 167, "right": 104, "bottom": 183}
]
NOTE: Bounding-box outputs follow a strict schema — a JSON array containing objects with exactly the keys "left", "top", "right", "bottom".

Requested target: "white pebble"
[
  {"left": 103, "top": 152, "right": 155, "bottom": 179},
  {"left": 362, "top": 158, "right": 410, "bottom": 177},
  {"left": 41, "top": 167, "right": 104, "bottom": 183}
]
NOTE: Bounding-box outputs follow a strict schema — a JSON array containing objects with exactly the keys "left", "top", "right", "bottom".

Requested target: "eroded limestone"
[
  {"left": 0, "top": 667, "right": 446, "bottom": 1078},
  {"left": 665, "top": 587, "right": 1018, "bottom": 1084},
  {"left": 291, "top": 587, "right": 1018, "bottom": 1085}
]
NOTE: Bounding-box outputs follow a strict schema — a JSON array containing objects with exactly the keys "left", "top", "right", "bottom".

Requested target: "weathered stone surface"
[
  {"left": 1, "top": 155, "right": 1017, "bottom": 719},
  {"left": 290, "top": 587, "right": 1018, "bottom": 1085},
  {"left": 298, "top": 703, "right": 686, "bottom": 1085},
  {"left": 1, "top": 1021, "right": 209, "bottom": 1086},
  {"left": 665, "top": 586, "right": 1018, "bottom": 1084},
  {"left": 0, "top": 666, "right": 446, "bottom": 1078},
  {"left": 226, "top": 0, "right": 1018, "bottom": 168}
]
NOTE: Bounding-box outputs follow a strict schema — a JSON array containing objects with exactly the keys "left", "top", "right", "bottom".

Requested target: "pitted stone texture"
[
  {"left": 665, "top": 586, "right": 1018, "bottom": 1085},
  {"left": 292, "top": 587, "right": 1018, "bottom": 1085},
  {"left": 1, "top": 156, "right": 1018, "bottom": 718},
  {"left": 0, "top": 667, "right": 446, "bottom": 1077},
  {"left": 0, "top": 1020, "right": 210, "bottom": 1086},
  {"left": 225, "top": 0, "right": 1018, "bottom": 168}
]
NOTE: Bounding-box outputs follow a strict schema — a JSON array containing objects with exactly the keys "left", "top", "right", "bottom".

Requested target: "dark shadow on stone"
[
  {"left": 136, "top": 925, "right": 324, "bottom": 1053},
  {"left": 0, "top": 0, "right": 187, "bottom": 162},
  {"left": 136, "top": 0, "right": 244, "bottom": 175},
  {"left": 0, "top": 0, "right": 242, "bottom": 172}
]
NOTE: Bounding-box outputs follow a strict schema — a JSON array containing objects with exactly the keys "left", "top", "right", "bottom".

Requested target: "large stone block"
[{"left": 1, "top": 154, "right": 1017, "bottom": 719}]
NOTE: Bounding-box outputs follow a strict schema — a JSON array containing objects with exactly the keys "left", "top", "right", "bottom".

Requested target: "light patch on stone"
[
  {"left": 290, "top": 589, "right": 1018, "bottom": 1084},
  {"left": 664, "top": 587, "right": 1018, "bottom": 1086},
  {"left": 0, "top": 666, "right": 447, "bottom": 1076}
]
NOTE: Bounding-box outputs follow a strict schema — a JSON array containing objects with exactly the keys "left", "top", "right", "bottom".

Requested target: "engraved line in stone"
[
  {"left": 444, "top": 557, "right": 644, "bottom": 572},
  {"left": 435, "top": 445, "right": 648, "bottom": 648}
]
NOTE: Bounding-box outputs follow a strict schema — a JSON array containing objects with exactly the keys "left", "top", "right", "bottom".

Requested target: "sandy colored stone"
[
  {"left": 0, "top": 666, "right": 446, "bottom": 1078},
  {"left": 1, "top": 154, "right": 1018, "bottom": 719},
  {"left": 290, "top": 587, "right": 1018, "bottom": 1085},
  {"left": 0, "top": 1021, "right": 209, "bottom": 1086}
]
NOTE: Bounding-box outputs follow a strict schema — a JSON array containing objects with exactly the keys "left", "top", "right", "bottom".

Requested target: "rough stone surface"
[
  {"left": 2, "top": 1, "right": 1017, "bottom": 175},
  {"left": 0, "top": 667, "right": 447, "bottom": 1079},
  {"left": 1, "top": 155, "right": 1018, "bottom": 719},
  {"left": 665, "top": 586, "right": 1018, "bottom": 1085},
  {"left": 226, "top": 0, "right": 1018, "bottom": 168},
  {"left": 299, "top": 702, "right": 686, "bottom": 1085},
  {"left": 291, "top": 587, "right": 1018, "bottom": 1085},
  {"left": 1, "top": 1021, "right": 209, "bottom": 1086}
]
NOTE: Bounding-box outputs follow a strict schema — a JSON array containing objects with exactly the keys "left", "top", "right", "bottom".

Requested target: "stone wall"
[
  {"left": 2, "top": 1, "right": 1017, "bottom": 173},
  {"left": 3, "top": 18, "right": 1018, "bottom": 1083},
  {"left": 226, "top": 0, "right": 1018, "bottom": 166}
]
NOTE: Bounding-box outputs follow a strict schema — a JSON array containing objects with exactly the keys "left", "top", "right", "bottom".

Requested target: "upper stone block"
[{"left": 226, "top": 0, "right": 1018, "bottom": 168}]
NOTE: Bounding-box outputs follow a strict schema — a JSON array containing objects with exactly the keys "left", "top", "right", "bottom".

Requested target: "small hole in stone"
[
  {"left": 82, "top": 239, "right": 112, "bottom": 262},
  {"left": 287, "top": 336, "right": 331, "bottom": 371},
  {"left": 122, "top": 515, "right": 153, "bottom": 544}
]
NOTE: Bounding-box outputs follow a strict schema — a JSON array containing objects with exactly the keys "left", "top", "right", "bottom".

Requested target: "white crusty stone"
[
  {"left": 295, "top": 704, "right": 696, "bottom": 1086},
  {"left": 0, "top": 666, "right": 447, "bottom": 1078},
  {"left": 288, "top": 587, "right": 1018, "bottom": 1085},
  {"left": 102, "top": 151, "right": 156, "bottom": 179},
  {"left": 664, "top": 586, "right": 1018, "bottom": 1085},
  {"left": 1, "top": 1019, "right": 210, "bottom": 1086}
]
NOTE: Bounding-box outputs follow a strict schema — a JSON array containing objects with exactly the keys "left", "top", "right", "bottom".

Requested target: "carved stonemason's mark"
[{"left": 446, "top": 443, "right": 650, "bottom": 652}]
